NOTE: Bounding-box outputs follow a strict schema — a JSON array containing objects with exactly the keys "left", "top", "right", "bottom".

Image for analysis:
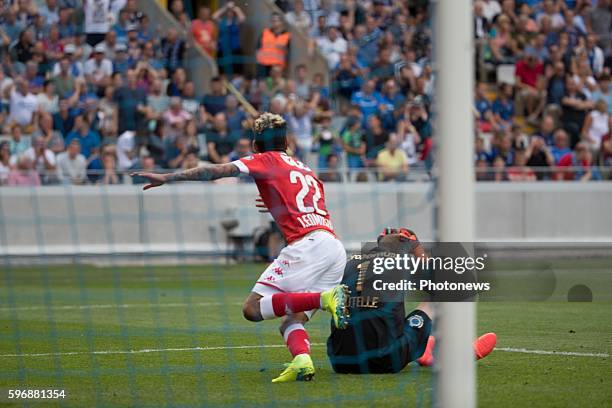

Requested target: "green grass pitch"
[{"left": 1, "top": 262, "right": 610, "bottom": 407}]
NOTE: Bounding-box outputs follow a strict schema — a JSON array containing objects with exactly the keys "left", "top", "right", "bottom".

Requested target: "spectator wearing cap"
[
  {"left": 316, "top": 25, "right": 347, "bottom": 69},
  {"left": 56, "top": 138, "right": 87, "bottom": 184},
  {"left": 515, "top": 47, "right": 545, "bottom": 124},
  {"left": 255, "top": 13, "right": 290, "bottom": 78},
  {"left": 112, "top": 42, "right": 130, "bottom": 74},
  {"left": 191, "top": 6, "right": 217, "bottom": 57},
  {"left": 52, "top": 43, "right": 83, "bottom": 78},
  {"left": 84, "top": 43, "right": 113, "bottom": 87}
]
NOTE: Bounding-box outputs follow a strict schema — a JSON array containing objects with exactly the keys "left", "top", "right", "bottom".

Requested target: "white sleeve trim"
[{"left": 231, "top": 159, "right": 249, "bottom": 174}]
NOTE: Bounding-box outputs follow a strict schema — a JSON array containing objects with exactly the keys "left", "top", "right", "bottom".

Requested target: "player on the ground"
[
  {"left": 327, "top": 228, "right": 497, "bottom": 373},
  {"left": 132, "top": 112, "right": 350, "bottom": 383}
]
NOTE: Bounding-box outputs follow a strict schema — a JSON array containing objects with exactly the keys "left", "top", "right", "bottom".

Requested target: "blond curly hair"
[{"left": 253, "top": 112, "right": 286, "bottom": 134}]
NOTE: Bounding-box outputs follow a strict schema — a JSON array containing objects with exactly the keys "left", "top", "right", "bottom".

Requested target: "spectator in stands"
[
  {"left": 592, "top": 74, "right": 611, "bottom": 115},
  {"left": 224, "top": 95, "right": 246, "bottom": 134},
  {"left": 515, "top": 47, "right": 545, "bottom": 123},
  {"left": 228, "top": 137, "right": 252, "bottom": 162},
  {"left": 287, "top": 99, "right": 315, "bottom": 165},
  {"left": 65, "top": 115, "right": 101, "bottom": 161},
  {"left": 8, "top": 77, "right": 38, "bottom": 131},
  {"left": 7, "top": 154, "right": 40, "bottom": 186},
  {"left": 550, "top": 129, "right": 572, "bottom": 164},
  {"left": 318, "top": 153, "right": 341, "bottom": 182},
  {"left": 201, "top": 76, "right": 227, "bottom": 116},
  {"left": 34, "top": 111, "right": 63, "bottom": 154},
  {"left": 0, "top": 141, "right": 10, "bottom": 185},
  {"left": 545, "top": 60, "right": 566, "bottom": 107},
  {"left": 52, "top": 55, "right": 76, "bottom": 97},
  {"left": 8, "top": 124, "right": 29, "bottom": 157},
  {"left": 163, "top": 96, "right": 192, "bottom": 137},
  {"left": 365, "top": 114, "right": 389, "bottom": 164},
  {"left": 341, "top": 116, "right": 366, "bottom": 176},
  {"left": 536, "top": 114, "right": 556, "bottom": 146},
  {"left": 10, "top": 28, "right": 34, "bottom": 64},
  {"left": 313, "top": 114, "right": 339, "bottom": 170},
  {"left": 17, "top": 136, "right": 56, "bottom": 184},
  {"left": 113, "top": 69, "right": 147, "bottom": 134},
  {"left": 317, "top": 25, "right": 347, "bottom": 69},
  {"left": 256, "top": 13, "right": 290, "bottom": 78},
  {"left": 492, "top": 82, "right": 515, "bottom": 130},
  {"left": 491, "top": 155, "right": 508, "bottom": 182},
  {"left": 130, "top": 156, "right": 157, "bottom": 185},
  {"left": 557, "top": 142, "right": 602, "bottom": 181},
  {"left": 84, "top": 43, "right": 113, "bottom": 88},
  {"left": 84, "top": 0, "right": 111, "bottom": 46},
  {"left": 57, "top": 138, "right": 87, "bottom": 184},
  {"left": 53, "top": 98, "right": 75, "bottom": 137},
  {"left": 161, "top": 28, "right": 186, "bottom": 74},
  {"left": 99, "top": 151, "right": 120, "bottom": 185},
  {"left": 213, "top": 1, "right": 245, "bottom": 76},
  {"left": 191, "top": 6, "right": 216, "bottom": 57},
  {"left": 581, "top": 99, "right": 609, "bottom": 154},
  {"left": 285, "top": 0, "right": 311, "bottom": 32},
  {"left": 487, "top": 14, "right": 518, "bottom": 64},
  {"left": 206, "top": 112, "right": 237, "bottom": 164},
  {"left": 507, "top": 148, "right": 537, "bottom": 181},
  {"left": 376, "top": 133, "right": 408, "bottom": 182},
  {"left": 525, "top": 135, "right": 554, "bottom": 180},
  {"left": 561, "top": 76, "right": 593, "bottom": 147},
  {"left": 351, "top": 79, "right": 383, "bottom": 125}
]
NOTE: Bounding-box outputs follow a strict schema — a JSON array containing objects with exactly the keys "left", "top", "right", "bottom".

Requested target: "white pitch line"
[
  {"left": 0, "top": 302, "right": 242, "bottom": 312},
  {"left": 0, "top": 344, "right": 607, "bottom": 359},
  {"left": 494, "top": 347, "right": 609, "bottom": 358}
]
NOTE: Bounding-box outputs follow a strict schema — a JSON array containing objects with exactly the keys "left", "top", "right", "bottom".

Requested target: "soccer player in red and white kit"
[{"left": 132, "top": 113, "right": 350, "bottom": 382}]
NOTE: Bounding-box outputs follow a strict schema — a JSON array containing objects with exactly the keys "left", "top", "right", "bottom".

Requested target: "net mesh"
[{"left": 0, "top": 182, "right": 435, "bottom": 407}]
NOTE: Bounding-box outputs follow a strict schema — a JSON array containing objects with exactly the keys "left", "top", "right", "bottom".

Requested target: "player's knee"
[{"left": 242, "top": 302, "right": 263, "bottom": 322}]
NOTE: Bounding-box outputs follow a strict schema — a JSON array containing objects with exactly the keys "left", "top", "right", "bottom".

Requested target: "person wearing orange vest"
[{"left": 256, "top": 13, "right": 291, "bottom": 78}]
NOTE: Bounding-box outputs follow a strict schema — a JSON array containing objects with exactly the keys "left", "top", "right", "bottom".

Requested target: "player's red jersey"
[{"left": 233, "top": 151, "right": 335, "bottom": 243}]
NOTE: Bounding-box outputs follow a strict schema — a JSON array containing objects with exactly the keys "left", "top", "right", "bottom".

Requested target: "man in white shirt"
[
  {"left": 57, "top": 139, "right": 88, "bottom": 184},
  {"left": 316, "top": 26, "right": 347, "bottom": 69},
  {"left": 84, "top": 43, "right": 113, "bottom": 86},
  {"left": 8, "top": 78, "right": 39, "bottom": 128},
  {"left": 116, "top": 130, "right": 136, "bottom": 171}
]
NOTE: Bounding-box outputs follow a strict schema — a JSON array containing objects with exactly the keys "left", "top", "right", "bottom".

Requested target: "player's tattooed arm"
[
  {"left": 167, "top": 163, "right": 240, "bottom": 182},
  {"left": 131, "top": 163, "right": 240, "bottom": 190}
]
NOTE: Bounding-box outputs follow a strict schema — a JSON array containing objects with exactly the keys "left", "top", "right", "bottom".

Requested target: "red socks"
[
  {"left": 284, "top": 324, "right": 311, "bottom": 356},
  {"left": 260, "top": 293, "right": 321, "bottom": 319}
]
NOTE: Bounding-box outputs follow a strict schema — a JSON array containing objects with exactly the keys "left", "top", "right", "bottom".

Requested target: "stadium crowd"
[{"left": 0, "top": 0, "right": 610, "bottom": 186}]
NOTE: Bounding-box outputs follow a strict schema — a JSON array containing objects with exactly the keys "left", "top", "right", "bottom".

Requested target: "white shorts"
[{"left": 252, "top": 230, "right": 346, "bottom": 317}]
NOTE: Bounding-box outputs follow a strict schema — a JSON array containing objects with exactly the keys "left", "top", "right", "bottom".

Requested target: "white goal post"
[{"left": 433, "top": 0, "right": 476, "bottom": 407}]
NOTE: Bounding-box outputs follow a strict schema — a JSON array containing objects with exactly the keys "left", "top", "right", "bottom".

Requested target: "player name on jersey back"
[{"left": 235, "top": 151, "right": 336, "bottom": 243}]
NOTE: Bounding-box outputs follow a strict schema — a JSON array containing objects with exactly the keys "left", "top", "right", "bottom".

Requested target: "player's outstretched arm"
[{"left": 131, "top": 163, "right": 240, "bottom": 190}]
